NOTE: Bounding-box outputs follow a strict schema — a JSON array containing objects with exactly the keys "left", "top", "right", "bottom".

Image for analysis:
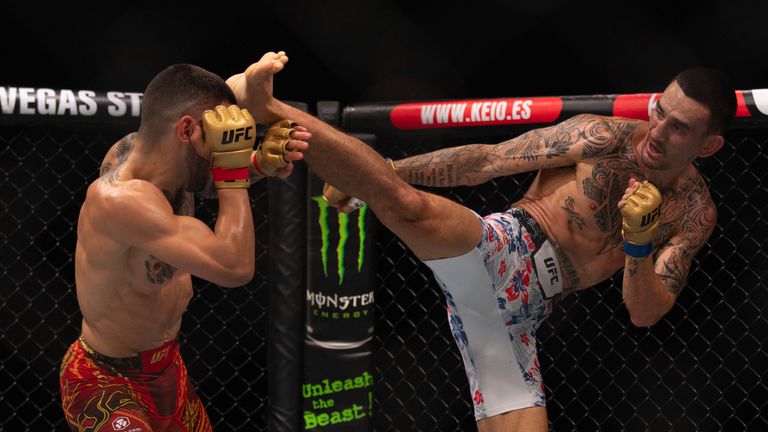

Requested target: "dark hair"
[
  {"left": 671, "top": 67, "right": 736, "bottom": 134},
  {"left": 139, "top": 64, "right": 237, "bottom": 140}
]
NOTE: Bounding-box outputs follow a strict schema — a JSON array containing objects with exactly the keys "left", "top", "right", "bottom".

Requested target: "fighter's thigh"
[
  {"left": 373, "top": 188, "right": 482, "bottom": 261},
  {"left": 476, "top": 406, "right": 548, "bottom": 432},
  {"left": 65, "top": 386, "right": 153, "bottom": 432},
  {"left": 177, "top": 378, "right": 213, "bottom": 431}
]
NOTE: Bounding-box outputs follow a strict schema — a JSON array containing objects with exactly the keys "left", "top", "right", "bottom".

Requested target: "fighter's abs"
[{"left": 519, "top": 156, "right": 642, "bottom": 290}]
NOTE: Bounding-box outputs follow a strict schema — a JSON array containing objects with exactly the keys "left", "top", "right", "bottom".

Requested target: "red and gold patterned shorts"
[{"left": 59, "top": 336, "right": 212, "bottom": 432}]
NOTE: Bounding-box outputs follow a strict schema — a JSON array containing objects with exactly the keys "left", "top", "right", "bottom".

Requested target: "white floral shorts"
[{"left": 424, "top": 207, "right": 559, "bottom": 420}]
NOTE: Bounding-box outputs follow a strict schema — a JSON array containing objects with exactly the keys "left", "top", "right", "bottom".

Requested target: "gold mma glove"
[
  {"left": 202, "top": 105, "right": 256, "bottom": 189},
  {"left": 252, "top": 119, "right": 297, "bottom": 177},
  {"left": 322, "top": 182, "right": 352, "bottom": 207},
  {"left": 619, "top": 180, "right": 662, "bottom": 258}
]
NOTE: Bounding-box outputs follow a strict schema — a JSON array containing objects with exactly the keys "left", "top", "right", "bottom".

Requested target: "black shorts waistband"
[
  {"left": 78, "top": 335, "right": 177, "bottom": 372},
  {"left": 507, "top": 207, "right": 548, "bottom": 247},
  {"left": 507, "top": 207, "right": 564, "bottom": 304}
]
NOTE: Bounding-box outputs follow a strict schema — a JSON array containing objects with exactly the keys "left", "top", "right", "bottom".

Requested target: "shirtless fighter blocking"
[{"left": 59, "top": 58, "right": 310, "bottom": 431}]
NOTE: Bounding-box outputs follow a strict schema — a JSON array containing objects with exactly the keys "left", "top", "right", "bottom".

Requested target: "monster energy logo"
[{"left": 312, "top": 196, "right": 368, "bottom": 285}]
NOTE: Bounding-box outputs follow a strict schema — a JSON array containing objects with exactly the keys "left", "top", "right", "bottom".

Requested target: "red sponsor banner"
[
  {"left": 614, "top": 91, "right": 752, "bottom": 120},
  {"left": 735, "top": 91, "right": 750, "bottom": 118},
  {"left": 389, "top": 97, "right": 563, "bottom": 130},
  {"left": 612, "top": 93, "right": 657, "bottom": 120}
]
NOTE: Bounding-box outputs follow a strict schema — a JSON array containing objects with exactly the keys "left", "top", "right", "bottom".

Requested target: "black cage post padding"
[
  {"left": 267, "top": 101, "right": 310, "bottom": 432},
  {"left": 334, "top": 93, "right": 768, "bottom": 432}
]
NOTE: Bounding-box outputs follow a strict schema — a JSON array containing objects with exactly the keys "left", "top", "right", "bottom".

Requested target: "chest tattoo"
[
  {"left": 561, "top": 196, "right": 586, "bottom": 230},
  {"left": 582, "top": 158, "right": 642, "bottom": 253},
  {"left": 141, "top": 190, "right": 193, "bottom": 285},
  {"left": 145, "top": 254, "right": 177, "bottom": 285}
]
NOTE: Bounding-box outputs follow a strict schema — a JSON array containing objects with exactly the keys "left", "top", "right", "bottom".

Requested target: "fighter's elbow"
[
  {"left": 375, "top": 186, "right": 430, "bottom": 224},
  {"left": 629, "top": 313, "right": 662, "bottom": 328},
  {"left": 218, "top": 268, "right": 254, "bottom": 288},
  {"left": 627, "top": 302, "right": 673, "bottom": 328},
  {"left": 214, "top": 261, "right": 255, "bottom": 288},
  {"left": 236, "top": 267, "right": 256, "bottom": 287}
]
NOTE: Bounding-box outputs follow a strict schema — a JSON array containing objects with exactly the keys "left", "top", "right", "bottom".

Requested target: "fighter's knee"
[{"left": 376, "top": 186, "right": 431, "bottom": 224}]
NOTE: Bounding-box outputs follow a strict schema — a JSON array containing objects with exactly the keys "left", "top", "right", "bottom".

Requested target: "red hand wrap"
[
  {"left": 251, "top": 152, "right": 267, "bottom": 177},
  {"left": 211, "top": 167, "right": 250, "bottom": 182}
]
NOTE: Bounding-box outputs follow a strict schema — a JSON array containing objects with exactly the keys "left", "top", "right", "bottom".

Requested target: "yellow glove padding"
[
  {"left": 202, "top": 105, "right": 256, "bottom": 189},
  {"left": 322, "top": 183, "right": 351, "bottom": 207},
  {"left": 619, "top": 180, "right": 662, "bottom": 258},
  {"left": 252, "top": 119, "right": 297, "bottom": 177}
]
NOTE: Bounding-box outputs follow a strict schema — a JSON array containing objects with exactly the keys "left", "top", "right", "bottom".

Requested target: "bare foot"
[{"left": 226, "top": 51, "right": 289, "bottom": 124}]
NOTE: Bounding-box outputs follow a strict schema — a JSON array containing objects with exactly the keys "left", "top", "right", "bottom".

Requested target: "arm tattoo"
[
  {"left": 502, "top": 114, "right": 593, "bottom": 164},
  {"left": 653, "top": 235, "right": 691, "bottom": 296},
  {"left": 397, "top": 114, "right": 609, "bottom": 187},
  {"left": 653, "top": 176, "right": 716, "bottom": 296},
  {"left": 626, "top": 258, "right": 641, "bottom": 277},
  {"left": 504, "top": 125, "right": 571, "bottom": 162},
  {"left": 561, "top": 196, "right": 586, "bottom": 230},
  {"left": 658, "top": 258, "right": 687, "bottom": 296},
  {"left": 580, "top": 119, "right": 637, "bottom": 159},
  {"left": 398, "top": 145, "right": 473, "bottom": 186}
]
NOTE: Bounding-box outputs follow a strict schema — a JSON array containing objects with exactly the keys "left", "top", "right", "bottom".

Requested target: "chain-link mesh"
[
  {"left": 2, "top": 122, "right": 767, "bottom": 432},
  {"left": 0, "top": 125, "right": 270, "bottom": 431},
  {"left": 373, "top": 129, "right": 768, "bottom": 432}
]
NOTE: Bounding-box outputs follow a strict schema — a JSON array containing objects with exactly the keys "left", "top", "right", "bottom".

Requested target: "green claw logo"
[{"left": 312, "top": 196, "right": 368, "bottom": 285}]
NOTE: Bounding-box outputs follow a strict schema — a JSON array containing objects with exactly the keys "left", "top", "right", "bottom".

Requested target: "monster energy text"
[{"left": 307, "top": 291, "right": 374, "bottom": 311}]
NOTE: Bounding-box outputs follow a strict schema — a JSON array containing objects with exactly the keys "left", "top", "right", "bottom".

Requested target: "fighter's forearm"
[
  {"left": 622, "top": 257, "right": 675, "bottom": 327},
  {"left": 393, "top": 144, "right": 498, "bottom": 187},
  {"left": 211, "top": 189, "right": 255, "bottom": 286}
]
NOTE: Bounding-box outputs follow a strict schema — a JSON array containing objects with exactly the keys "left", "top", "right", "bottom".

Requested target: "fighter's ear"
[
  {"left": 699, "top": 133, "right": 724, "bottom": 158},
  {"left": 176, "top": 115, "right": 199, "bottom": 143}
]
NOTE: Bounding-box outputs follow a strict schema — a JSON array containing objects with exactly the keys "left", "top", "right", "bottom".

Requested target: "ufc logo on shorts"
[
  {"left": 149, "top": 346, "right": 169, "bottom": 364},
  {"left": 221, "top": 126, "right": 254, "bottom": 144},
  {"left": 544, "top": 257, "right": 559, "bottom": 285},
  {"left": 533, "top": 240, "right": 563, "bottom": 299},
  {"left": 641, "top": 205, "right": 662, "bottom": 227}
]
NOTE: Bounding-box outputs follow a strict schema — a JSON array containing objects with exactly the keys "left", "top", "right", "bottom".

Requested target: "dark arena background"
[{"left": 3, "top": 2, "right": 768, "bottom": 432}]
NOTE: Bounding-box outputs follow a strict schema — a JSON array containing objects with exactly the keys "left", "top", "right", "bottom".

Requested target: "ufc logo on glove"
[
  {"left": 220, "top": 126, "right": 254, "bottom": 145},
  {"left": 641, "top": 205, "right": 661, "bottom": 227}
]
